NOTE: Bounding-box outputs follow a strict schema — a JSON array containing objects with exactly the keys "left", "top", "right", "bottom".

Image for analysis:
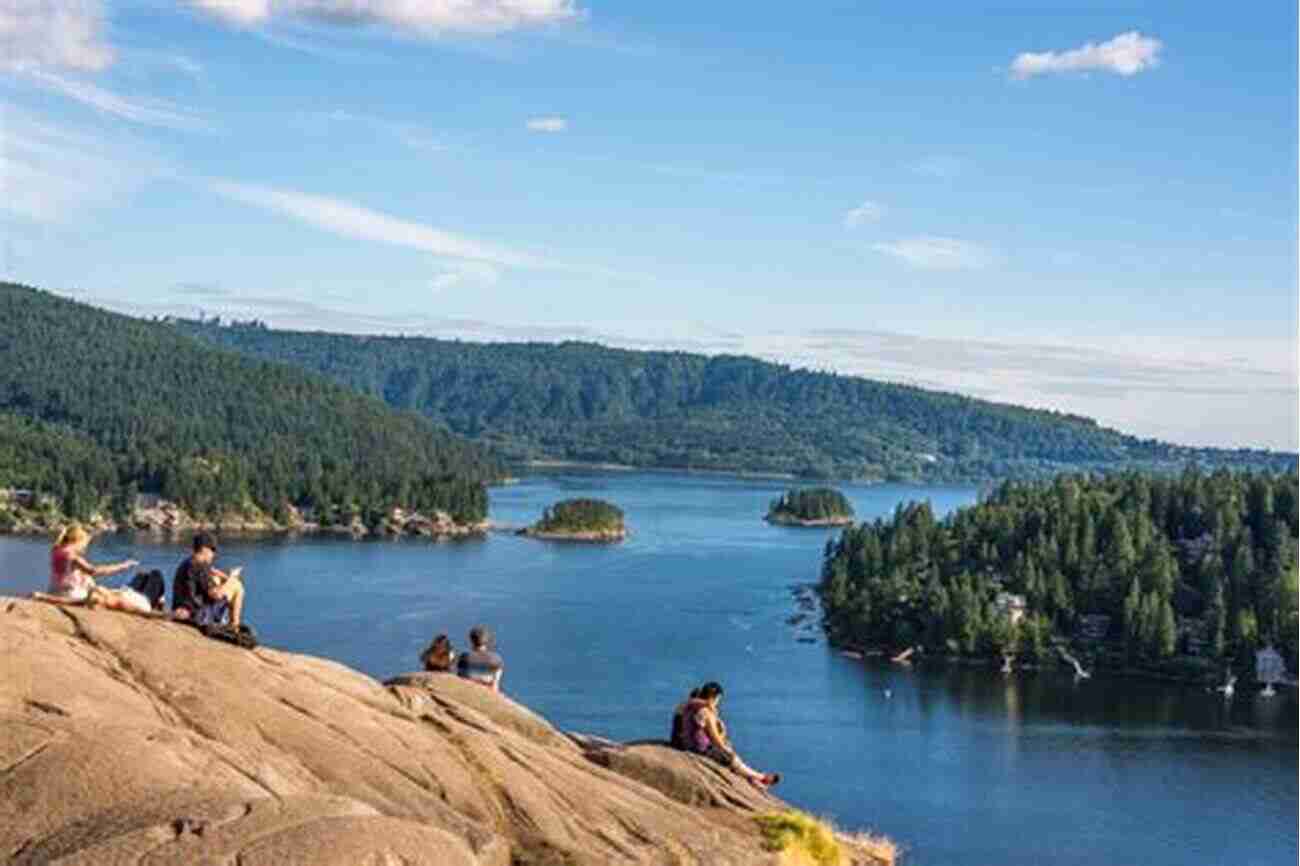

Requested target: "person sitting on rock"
[
  {"left": 456, "top": 625, "right": 504, "bottom": 691},
  {"left": 172, "top": 532, "right": 245, "bottom": 627},
  {"left": 681, "top": 681, "right": 780, "bottom": 789},
  {"left": 46, "top": 523, "right": 140, "bottom": 607},
  {"left": 420, "top": 634, "right": 456, "bottom": 673},
  {"left": 671, "top": 686, "right": 704, "bottom": 748}
]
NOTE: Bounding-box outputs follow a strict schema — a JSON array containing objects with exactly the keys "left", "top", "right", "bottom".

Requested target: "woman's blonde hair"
[{"left": 53, "top": 523, "right": 91, "bottom": 548}]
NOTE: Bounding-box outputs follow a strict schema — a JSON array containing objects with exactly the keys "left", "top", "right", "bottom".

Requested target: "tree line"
[
  {"left": 819, "top": 468, "right": 1299, "bottom": 678},
  {"left": 0, "top": 284, "right": 501, "bottom": 525},
  {"left": 173, "top": 318, "right": 1296, "bottom": 483}
]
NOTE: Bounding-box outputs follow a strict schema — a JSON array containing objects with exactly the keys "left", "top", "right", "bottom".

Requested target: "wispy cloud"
[
  {"left": 0, "top": 0, "right": 114, "bottom": 71},
  {"left": 0, "top": 102, "right": 168, "bottom": 222},
  {"left": 207, "top": 179, "right": 545, "bottom": 268},
  {"left": 1011, "top": 31, "right": 1162, "bottom": 80},
  {"left": 909, "top": 155, "right": 964, "bottom": 179},
  {"left": 164, "top": 53, "right": 204, "bottom": 78},
  {"left": 431, "top": 261, "right": 501, "bottom": 292},
  {"left": 306, "top": 109, "right": 451, "bottom": 153},
  {"left": 525, "top": 115, "right": 567, "bottom": 133},
  {"left": 191, "top": 0, "right": 582, "bottom": 35},
  {"left": 23, "top": 68, "right": 209, "bottom": 130},
  {"left": 844, "top": 200, "right": 884, "bottom": 228},
  {"left": 872, "top": 236, "right": 995, "bottom": 270}
]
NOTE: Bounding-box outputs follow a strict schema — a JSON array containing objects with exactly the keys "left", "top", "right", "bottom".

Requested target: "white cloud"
[
  {"left": 191, "top": 0, "right": 581, "bottom": 34},
  {"left": 24, "top": 68, "right": 208, "bottom": 130},
  {"left": 844, "top": 200, "right": 884, "bottom": 228},
  {"left": 0, "top": 2, "right": 207, "bottom": 131},
  {"left": 0, "top": 0, "right": 114, "bottom": 71},
  {"left": 872, "top": 236, "right": 995, "bottom": 270},
  {"left": 1011, "top": 31, "right": 1162, "bottom": 79},
  {"left": 208, "top": 179, "right": 544, "bottom": 268},
  {"left": 525, "top": 116, "right": 567, "bottom": 133}
]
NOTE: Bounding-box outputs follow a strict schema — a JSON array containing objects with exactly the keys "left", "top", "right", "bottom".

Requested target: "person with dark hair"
[
  {"left": 173, "top": 532, "right": 246, "bottom": 626},
  {"left": 456, "top": 625, "right": 504, "bottom": 691},
  {"left": 670, "top": 686, "right": 703, "bottom": 748},
  {"left": 680, "top": 681, "right": 780, "bottom": 789},
  {"left": 420, "top": 634, "right": 456, "bottom": 673}
]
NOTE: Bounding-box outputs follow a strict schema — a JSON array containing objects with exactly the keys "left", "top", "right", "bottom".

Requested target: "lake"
[{"left": 2, "top": 472, "right": 1295, "bottom": 866}]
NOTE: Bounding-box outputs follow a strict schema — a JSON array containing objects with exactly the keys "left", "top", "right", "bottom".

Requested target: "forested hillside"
[
  {"left": 174, "top": 318, "right": 1293, "bottom": 482},
  {"left": 819, "top": 469, "right": 1300, "bottom": 678},
  {"left": 0, "top": 284, "right": 501, "bottom": 523}
]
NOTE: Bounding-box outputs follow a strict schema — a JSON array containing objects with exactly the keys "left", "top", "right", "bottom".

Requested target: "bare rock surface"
[{"left": 1, "top": 597, "right": 891, "bottom": 865}]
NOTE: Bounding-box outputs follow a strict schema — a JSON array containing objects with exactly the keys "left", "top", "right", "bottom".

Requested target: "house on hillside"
[{"left": 995, "top": 592, "right": 1027, "bottom": 626}]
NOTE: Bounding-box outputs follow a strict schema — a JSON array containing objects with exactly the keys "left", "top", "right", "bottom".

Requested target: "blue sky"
[{"left": 2, "top": 1, "right": 1296, "bottom": 450}]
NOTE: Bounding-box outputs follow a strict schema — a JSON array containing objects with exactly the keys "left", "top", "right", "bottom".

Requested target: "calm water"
[{"left": 2, "top": 472, "right": 1296, "bottom": 866}]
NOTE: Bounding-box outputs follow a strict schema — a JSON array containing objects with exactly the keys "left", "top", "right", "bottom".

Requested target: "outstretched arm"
[{"left": 71, "top": 554, "right": 138, "bottom": 579}]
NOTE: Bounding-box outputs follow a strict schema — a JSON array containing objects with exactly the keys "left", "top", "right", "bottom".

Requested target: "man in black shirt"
[{"left": 173, "top": 532, "right": 245, "bottom": 625}]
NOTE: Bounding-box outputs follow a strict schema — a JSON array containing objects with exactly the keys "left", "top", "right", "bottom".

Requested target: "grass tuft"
[{"left": 755, "top": 811, "right": 844, "bottom": 866}]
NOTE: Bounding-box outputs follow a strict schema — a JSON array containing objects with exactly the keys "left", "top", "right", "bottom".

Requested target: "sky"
[{"left": 1, "top": 1, "right": 1297, "bottom": 451}]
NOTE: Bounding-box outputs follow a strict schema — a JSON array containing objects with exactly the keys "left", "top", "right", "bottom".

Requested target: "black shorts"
[{"left": 703, "top": 745, "right": 734, "bottom": 767}]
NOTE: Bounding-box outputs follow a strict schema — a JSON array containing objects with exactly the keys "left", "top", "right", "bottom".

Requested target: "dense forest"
[
  {"left": 174, "top": 319, "right": 1295, "bottom": 483},
  {"left": 0, "top": 284, "right": 501, "bottom": 525},
  {"left": 768, "top": 488, "right": 855, "bottom": 522},
  {"left": 532, "top": 498, "right": 625, "bottom": 533},
  {"left": 819, "top": 469, "right": 1299, "bottom": 679}
]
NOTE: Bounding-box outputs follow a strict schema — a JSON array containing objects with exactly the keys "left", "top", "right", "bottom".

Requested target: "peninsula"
[{"left": 1, "top": 598, "right": 893, "bottom": 865}]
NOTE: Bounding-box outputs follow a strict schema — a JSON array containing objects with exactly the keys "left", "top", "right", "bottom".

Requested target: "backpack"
[
  {"left": 128, "top": 569, "right": 167, "bottom": 610},
  {"left": 670, "top": 702, "right": 687, "bottom": 749},
  {"left": 674, "top": 699, "right": 710, "bottom": 752},
  {"left": 199, "top": 622, "right": 259, "bottom": 649}
]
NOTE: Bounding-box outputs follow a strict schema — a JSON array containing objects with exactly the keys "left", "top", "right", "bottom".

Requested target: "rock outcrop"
[
  {"left": 0, "top": 496, "right": 487, "bottom": 540},
  {"left": 1, "top": 598, "right": 891, "bottom": 866}
]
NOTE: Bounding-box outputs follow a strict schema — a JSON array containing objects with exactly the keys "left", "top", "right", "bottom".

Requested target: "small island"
[
  {"left": 520, "top": 497, "right": 628, "bottom": 542},
  {"left": 765, "top": 487, "right": 855, "bottom": 527}
]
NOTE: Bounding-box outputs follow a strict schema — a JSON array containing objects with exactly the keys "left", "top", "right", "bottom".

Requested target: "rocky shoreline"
[
  {"left": 517, "top": 526, "right": 628, "bottom": 543},
  {"left": 765, "top": 511, "right": 854, "bottom": 527},
  {"left": 0, "top": 498, "right": 488, "bottom": 540}
]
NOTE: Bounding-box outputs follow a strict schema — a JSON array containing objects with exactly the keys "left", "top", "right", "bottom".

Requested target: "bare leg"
[{"left": 221, "top": 577, "right": 245, "bottom": 627}]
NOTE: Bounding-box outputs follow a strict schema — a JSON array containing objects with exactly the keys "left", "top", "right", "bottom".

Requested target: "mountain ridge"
[{"left": 170, "top": 315, "right": 1293, "bottom": 482}]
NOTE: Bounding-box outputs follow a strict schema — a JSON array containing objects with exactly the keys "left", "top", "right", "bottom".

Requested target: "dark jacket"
[{"left": 172, "top": 556, "right": 212, "bottom": 615}]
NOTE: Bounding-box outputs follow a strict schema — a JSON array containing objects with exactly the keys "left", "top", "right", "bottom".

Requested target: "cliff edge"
[{"left": 1, "top": 598, "right": 892, "bottom": 866}]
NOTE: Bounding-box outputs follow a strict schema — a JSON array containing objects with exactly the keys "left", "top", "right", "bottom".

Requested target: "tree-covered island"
[
  {"left": 818, "top": 469, "right": 1298, "bottom": 684},
  {"left": 766, "top": 488, "right": 855, "bottom": 527},
  {"left": 521, "top": 498, "right": 627, "bottom": 542}
]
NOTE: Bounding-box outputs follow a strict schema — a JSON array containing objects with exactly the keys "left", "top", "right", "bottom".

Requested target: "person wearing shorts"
[
  {"left": 681, "top": 681, "right": 780, "bottom": 789},
  {"left": 47, "top": 524, "right": 138, "bottom": 604}
]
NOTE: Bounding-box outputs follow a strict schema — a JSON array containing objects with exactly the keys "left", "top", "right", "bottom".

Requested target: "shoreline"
[
  {"left": 765, "top": 512, "right": 855, "bottom": 527},
  {"left": 517, "top": 526, "right": 628, "bottom": 543},
  {"left": 522, "top": 459, "right": 800, "bottom": 481}
]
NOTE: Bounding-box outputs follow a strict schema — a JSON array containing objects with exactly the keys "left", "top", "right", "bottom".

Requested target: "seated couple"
[
  {"left": 45, "top": 526, "right": 244, "bottom": 627},
  {"left": 421, "top": 625, "right": 504, "bottom": 692},
  {"left": 671, "top": 681, "right": 780, "bottom": 789}
]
